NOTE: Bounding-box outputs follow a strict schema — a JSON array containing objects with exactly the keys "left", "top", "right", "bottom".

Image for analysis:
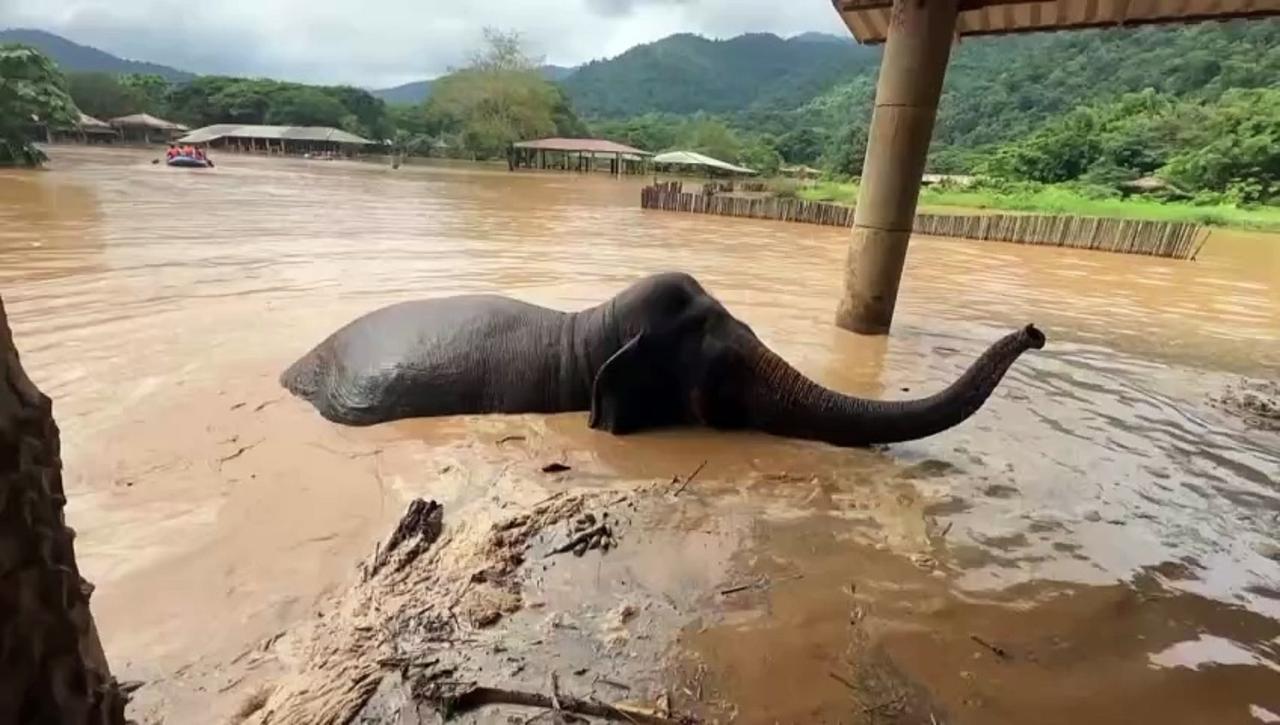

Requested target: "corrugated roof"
[
  {"left": 835, "top": 0, "right": 1280, "bottom": 43},
  {"left": 652, "top": 150, "right": 756, "bottom": 175},
  {"left": 177, "top": 124, "right": 375, "bottom": 145},
  {"left": 512, "top": 137, "right": 653, "bottom": 155},
  {"left": 110, "top": 113, "right": 188, "bottom": 130}
]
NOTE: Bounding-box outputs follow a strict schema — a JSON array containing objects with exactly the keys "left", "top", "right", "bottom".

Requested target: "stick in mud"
[
  {"left": 970, "top": 634, "right": 1011, "bottom": 660},
  {"left": 434, "top": 685, "right": 695, "bottom": 724},
  {"left": 671, "top": 460, "right": 708, "bottom": 496},
  {"left": 827, "top": 672, "right": 857, "bottom": 692},
  {"left": 718, "top": 573, "right": 803, "bottom": 596},
  {"left": 546, "top": 523, "right": 614, "bottom": 557}
]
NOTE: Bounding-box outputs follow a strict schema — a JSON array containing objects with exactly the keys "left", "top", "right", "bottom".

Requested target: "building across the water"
[
  {"left": 177, "top": 124, "right": 377, "bottom": 157},
  {"left": 49, "top": 113, "right": 119, "bottom": 144},
  {"left": 509, "top": 138, "right": 651, "bottom": 175},
  {"left": 110, "top": 113, "right": 188, "bottom": 143}
]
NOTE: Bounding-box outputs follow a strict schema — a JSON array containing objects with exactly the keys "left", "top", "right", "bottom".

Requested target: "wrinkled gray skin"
[{"left": 282, "top": 272, "right": 1045, "bottom": 446}]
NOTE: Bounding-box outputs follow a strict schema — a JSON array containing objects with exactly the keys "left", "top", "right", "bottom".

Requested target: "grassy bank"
[{"left": 796, "top": 181, "right": 1280, "bottom": 233}]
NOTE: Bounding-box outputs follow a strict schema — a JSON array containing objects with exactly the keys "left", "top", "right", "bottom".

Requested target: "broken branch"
[
  {"left": 437, "top": 685, "right": 693, "bottom": 724},
  {"left": 671, "top": 460, "right": 708, "bottom": 496},
  {"left": 970, "top": 634, "right": 1011, "bottom": 660}
]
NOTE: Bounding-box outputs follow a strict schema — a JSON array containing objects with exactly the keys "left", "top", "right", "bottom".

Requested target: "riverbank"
[{"left": 797, "top": 180, "right": 1280, "bottom": 233}]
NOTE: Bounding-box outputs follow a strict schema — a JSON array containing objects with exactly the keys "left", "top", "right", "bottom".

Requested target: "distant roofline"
[
  {"left": 177, "top": 123, "right": 375, "bottom": 145},
  {"left": 512, "top": 137, "right": 653, "bottom": 155}
]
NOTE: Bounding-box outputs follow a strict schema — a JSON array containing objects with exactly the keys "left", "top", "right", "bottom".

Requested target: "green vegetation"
[
  {"left": 65, "top": 72, "right": 153, "bottom": 119},
  {"left": 798, "top": 180, "right": 1280, "bottom": 233},
  {"left": 60, "top": 71, "right": 396, "bottom": 140},
  {"left": 617, "top": 22, "right": 1278, "bottom": 171},
  {"left": 567, "top": 21, "right": 1280, "bottom": 225},
  {"left": 979, "top": 89, "right": 1279, "bottom": 204},
  {"left": 591, "top": 115, "right": 783, "bottom": 174},
  {"left": 166, "top": 77, "right": 392, "bottom": 139},
  {"left": 560, "top": 33, "right": 874, "bottom": 117},
  {"left": 409, "top": 29, "right": 587, "bottom": 159},
  {"left": 14, "top": 20, "right": 1280, "bottom": 224},
  {"left": 0, "top": 44, "right": 77, "bottom": 167}
]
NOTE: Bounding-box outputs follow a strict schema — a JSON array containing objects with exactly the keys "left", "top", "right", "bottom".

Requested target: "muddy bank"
[{"left": 1213, "top": 378, "right": 1280, "bottom": 432}]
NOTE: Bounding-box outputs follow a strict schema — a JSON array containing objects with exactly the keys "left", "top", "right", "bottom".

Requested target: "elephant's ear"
[{"left": 589, "top": 334, "right": 684, "bottom": 434}]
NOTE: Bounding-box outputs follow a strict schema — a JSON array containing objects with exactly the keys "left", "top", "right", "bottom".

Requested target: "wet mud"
[{"left": 2, "top": 146, "right": 1278, "bottom": 723}]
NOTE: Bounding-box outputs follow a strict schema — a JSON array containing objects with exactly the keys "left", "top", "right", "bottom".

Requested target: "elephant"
[{"left": 281, "top": 272, "right": 1045, "bottom": 447}]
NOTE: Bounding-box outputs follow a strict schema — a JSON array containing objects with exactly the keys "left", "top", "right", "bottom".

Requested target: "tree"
[
  {"left": 0, "top": 295, "right": 127, "bottom": 723},
  {"left": 549, "top": 86, "right": 589, "bottom": 138},
  {"left": 265, "top": 87, "right": 348, "bottom": 127},
  {"left": 424, "top": 29, "right": 566, "bottom": 159},
  {"left": 209, "top": 82, "right": 272, "bottom": 124},
  {"left": 0, "top": 44, "right": 77, "bottom": 167},
  {"left": 590, "top": 114, "right": 682, "bottom": 154},
  {"left": 739, "top": 135, "right": 783, "bottom": 176},
  {"left": 166, "top": 76, "right": 393, "bottom": 135},
  {"left": 119, "top": 73, "right": 170, "bottom": 115},
  {"left": 66, "top": 72, "right": 146, "bottom": 120},
  {"left": 680, "top": 117, "right": 740, "bottom": 162},
  {"left": 822, "top": 122, "right": 868, "bottom": 178},
  {"left": 470, "top": 28, "right": 541, "bottom": 72},
  {"left": 775, "top": 126, "right": 826, "bottom": 166},
  {"left": 1163, "top": 88, "right": 1280, "bottom": 204},
  {"left": 328, "top": 85, "right": 391, "bottom": 140},
  {"left": 971, "top": 87, "right": 1280, "bottom": 201}
]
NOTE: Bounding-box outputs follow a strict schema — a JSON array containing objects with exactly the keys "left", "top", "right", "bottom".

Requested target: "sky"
[{"left": 1, "top": 0, "right": 848, "bottom": 88}]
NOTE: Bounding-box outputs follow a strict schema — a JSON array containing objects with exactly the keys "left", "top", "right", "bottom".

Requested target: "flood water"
[{"left": 2, "top": 146, "right": 1278, "bottom": 723}]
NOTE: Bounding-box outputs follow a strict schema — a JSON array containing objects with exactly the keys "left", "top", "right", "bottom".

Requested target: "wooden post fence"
[{"left": 639, "top": 184, "right": 1205, "bottom": 260}]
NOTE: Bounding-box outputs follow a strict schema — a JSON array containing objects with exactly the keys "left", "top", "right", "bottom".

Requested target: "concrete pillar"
[{"left": 834, "top": 0, "right": 959, "bottom": 335}]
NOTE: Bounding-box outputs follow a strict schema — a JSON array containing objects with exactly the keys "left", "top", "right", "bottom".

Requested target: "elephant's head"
[{"left": 588, "top": 273, "right": 1044, "bottom": 447}]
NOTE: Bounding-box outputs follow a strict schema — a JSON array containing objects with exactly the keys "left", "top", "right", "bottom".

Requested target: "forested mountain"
[
  {"left": 572, "top": 21, "right": 1276, "bottom": 141},
  {"left": 579, "top": 21, "right": 1277, "bottom": 199},
  {"left": 0, "top": 28, "right": 194, "bottom": 82},
  {"left": 373, "top": 80, "right": 436, "bottom": 105},
  {"left": 560, "top": 32, "right": 879, "bottom": 117},
  {"left": 775, "top": 21, "right": 1280, "bottom": 170},
  {"left": 372, "top": 65, "right": 576, "bottom": 105}
]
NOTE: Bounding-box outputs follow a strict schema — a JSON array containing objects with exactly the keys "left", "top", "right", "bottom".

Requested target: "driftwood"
[
  {"left": 546, "top": 514, "right": 616, "bottom": 557},
  {"left": 369, "top": 498, "right": 444, "bottom": 576},
  {"left": 431, "top": 684, "right": 694, "bottom": 724},
  {"left": 969, "top": 634, "right": 1011, "bottom": 661}
]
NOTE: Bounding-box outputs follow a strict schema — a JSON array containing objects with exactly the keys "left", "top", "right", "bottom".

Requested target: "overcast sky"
[{"left": 2, "top": 0, "right": 847, "bottom": 88}]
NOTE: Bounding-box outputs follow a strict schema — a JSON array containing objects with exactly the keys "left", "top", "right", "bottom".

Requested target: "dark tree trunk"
[{"left": 0, "top": 295, "right": 127, "bottom": 724}]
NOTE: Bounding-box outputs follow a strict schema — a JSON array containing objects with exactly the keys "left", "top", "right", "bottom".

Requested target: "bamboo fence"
[{"left": 640, "top": 182, "right": 1207, "bottom": 259}]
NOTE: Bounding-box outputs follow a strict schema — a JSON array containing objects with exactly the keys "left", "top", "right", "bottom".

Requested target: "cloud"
[
  {"left": 584, "top": 0, "right": 693, "bottom": 19},
  {"left": 2, "top": 0, "right": 846, "bottom": 87}
]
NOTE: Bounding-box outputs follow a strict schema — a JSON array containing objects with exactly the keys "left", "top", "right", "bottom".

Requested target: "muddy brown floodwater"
[{"left": 2, "top": 146, "right": 1278, "bottom": 724}]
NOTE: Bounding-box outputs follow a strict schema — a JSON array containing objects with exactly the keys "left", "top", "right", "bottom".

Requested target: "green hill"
[
  {"left": 560, "top": 32, "right": 878, "bottom": 117},
  {"left": 0, "top": 28, "right": 194, "bottom": 82},
  {"left": 372, "top": 65, "right": 576, "bottom": 105},
  {"left": 789, "top": 21, "right": 1280, "bottom": 167}
]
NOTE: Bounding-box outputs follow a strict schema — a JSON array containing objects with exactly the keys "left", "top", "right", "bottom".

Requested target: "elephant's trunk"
[{"left": 745, "top": 325, "right": 1045, "bottom": 447}]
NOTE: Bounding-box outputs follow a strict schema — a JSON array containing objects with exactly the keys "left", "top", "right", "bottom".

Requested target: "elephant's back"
[{"left": 281, "top": 295, "right": 558, "bottom": 425}]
